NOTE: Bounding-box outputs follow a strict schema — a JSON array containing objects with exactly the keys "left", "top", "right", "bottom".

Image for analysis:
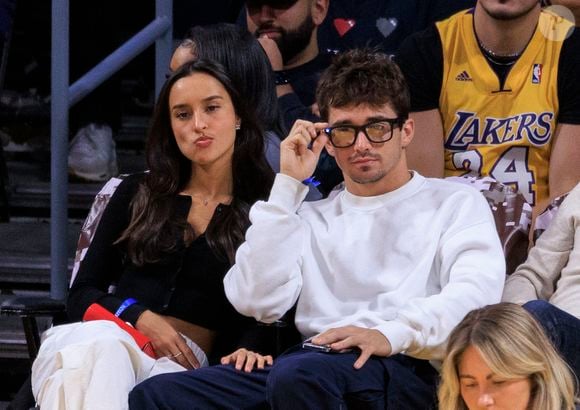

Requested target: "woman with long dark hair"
[
  {"left": 169, "top": 23, "right": 321, "bottom": 200},
  {"left": 31, "top": 59, "right": 275, "bottom": 410}
]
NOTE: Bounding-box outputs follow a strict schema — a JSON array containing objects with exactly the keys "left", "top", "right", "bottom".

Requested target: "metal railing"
[{"left": 50, "top": 0, "right": 172, "bottom": 300}]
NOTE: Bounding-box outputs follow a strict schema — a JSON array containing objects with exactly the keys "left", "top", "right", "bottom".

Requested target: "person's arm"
[
  {"left": 550, "top": 29, "right": 580, "bottom": 202},
  {"left": 296, "top": 186, "right": 505, "bottom": 368},
  {"left": 224, "top": 120, "right": 328, "bottom": 322},
  {"left": 67, "top": 175, "right": 146, "bottom": 323},
  {"left": 278, "top": 93, "right": 322, "bottom": 130},
  {"left": 224, "top": 181, "right": 308, "bottom": 322},
  {"left": 258, "top": 36, "right": 322, "bottom": 129},
  {"left": 307, "top": 187, "right": 505, "bottom": 362},
  {"left": 528, "top": 31, "right": 580, "bottom": 234},
  {"left": 503, "top": 185, "right": 579, "bottom": 303},
  {"left": 383, "top": 189, "right": 504, "bottom": 359},
  {"left": 549, "top": 124, "right": 580, "bottom": 201},
  {"left": 408, "top": 110, "right": 445, "bottom": 177},
  {"left": 264, "top": 130, "right": 322, "bottom": 200},
  {"left": 395, "top": 26, "right": 445, "bottom": 177}
]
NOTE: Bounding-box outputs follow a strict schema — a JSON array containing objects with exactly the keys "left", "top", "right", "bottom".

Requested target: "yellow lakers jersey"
[{"left": 437, "top": 10, "right": 573, "bottom": 206}]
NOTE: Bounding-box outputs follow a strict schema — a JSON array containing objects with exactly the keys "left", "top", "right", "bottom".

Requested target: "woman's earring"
[{"left": 235, "top": 123, "right": 241, "bottom": 130}]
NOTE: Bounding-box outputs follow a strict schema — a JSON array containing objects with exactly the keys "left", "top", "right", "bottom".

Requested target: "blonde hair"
[{"left": 438, "top": 303, "right": 577, "bottom": 410}]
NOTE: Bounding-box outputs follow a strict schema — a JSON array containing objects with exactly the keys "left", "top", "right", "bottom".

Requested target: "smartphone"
[
  {"left": 302, "top": 340, "right": 356, "bottom": 354},
  {"left": 302, "top": 341, "right": 332, "bottom": 353}
]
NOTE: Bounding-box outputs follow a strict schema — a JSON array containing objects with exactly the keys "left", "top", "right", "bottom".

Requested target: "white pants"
[{"left": 31, "top": 320, "right": 208, "bottom": 410}]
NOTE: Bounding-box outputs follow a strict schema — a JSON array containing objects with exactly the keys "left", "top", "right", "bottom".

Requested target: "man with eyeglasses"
[{"left": 130, "top": 49, "right": 505, "bottom": 409}]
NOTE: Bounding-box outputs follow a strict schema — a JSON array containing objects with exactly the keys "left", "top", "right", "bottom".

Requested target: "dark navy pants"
[
  {"left": 129, "top": 345, "right": 438, "bottom": 409},
  {"left": 524, "top": 300, "right": 580, "bottom": 378}
]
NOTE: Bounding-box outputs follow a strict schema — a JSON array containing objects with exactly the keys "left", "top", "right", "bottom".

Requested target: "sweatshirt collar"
[{"left": 340, "top": 171, "right": 425, "bottom": 210}]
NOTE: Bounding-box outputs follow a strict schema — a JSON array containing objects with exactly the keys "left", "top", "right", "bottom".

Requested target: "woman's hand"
[
  {"left": 220, "top": 348, "right": 273, "bottom": 373},
  {"left": 135, "top": 310, "right": 200, "bottom": 370}
]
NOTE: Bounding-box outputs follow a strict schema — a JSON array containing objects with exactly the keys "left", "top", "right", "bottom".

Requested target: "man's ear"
[
  {"left": 400, "top": 117, "right": 415, "bottom": 148},
  {"left": 312, "top": 0, "right": 330, "bottom": 26},
  {"left": 325, "top": 140, "right": 335, "bottom": 157}
]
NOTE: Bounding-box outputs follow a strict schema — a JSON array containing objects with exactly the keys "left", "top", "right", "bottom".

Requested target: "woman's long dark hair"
[
  {"left": 119, "top": 59, "right": 274, "bottom": 265},
  {"left": 184, "top": 23, "right": 286, "bottom": 137}
]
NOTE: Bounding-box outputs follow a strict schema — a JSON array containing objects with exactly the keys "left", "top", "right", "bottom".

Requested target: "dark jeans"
[
  {"left": 524, "top": 300, "right": 580, "bottom": 378},
  {"left": 129, "top": 345, "right": 438, "bottom": 410}
]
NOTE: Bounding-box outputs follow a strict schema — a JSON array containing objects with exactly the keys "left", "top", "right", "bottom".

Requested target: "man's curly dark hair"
[{"left": 316, "top": 48, "right": 410, "bottom": 121}]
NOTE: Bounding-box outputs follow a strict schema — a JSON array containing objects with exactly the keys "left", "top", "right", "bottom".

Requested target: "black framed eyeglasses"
[{"left": 323, "top": 118, "right": 405, "bottom": 148}]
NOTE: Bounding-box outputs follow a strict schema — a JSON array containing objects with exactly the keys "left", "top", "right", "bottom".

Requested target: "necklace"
[
  {"left": 477, "top": 37, "right": 523, "bottom": 67},
  {"left": 477, "top": 38, "right": 523, "bottom": 59},
  {"left": 482, "top": 52, "right": 519, "bottom": 66},
  {"left": 190, "top": 193, "right": 233, "bottom": 207}
]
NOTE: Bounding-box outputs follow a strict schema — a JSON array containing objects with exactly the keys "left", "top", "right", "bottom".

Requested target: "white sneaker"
[{"left": 68, "top": 124, "right": 119, "bottom": 182}]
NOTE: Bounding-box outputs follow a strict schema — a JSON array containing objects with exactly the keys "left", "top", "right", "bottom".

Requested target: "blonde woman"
[{"left": 439, "top": 303, "right": 577, "bottom": 410}]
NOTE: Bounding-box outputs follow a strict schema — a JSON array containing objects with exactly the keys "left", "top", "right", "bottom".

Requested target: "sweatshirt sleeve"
[
  {"left": 502, "top": 186, "right": 579, "bottom": 304},
  {"left": 224, "top": 173, "right": 310, "bottom": 323},
  {"left": 376, "top": 189, "right": 506, "bottom": 359},
  {"left": 67, "top": 174, "right": 147, "bottom": 324}
]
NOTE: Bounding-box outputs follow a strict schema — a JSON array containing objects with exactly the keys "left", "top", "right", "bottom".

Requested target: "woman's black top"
[{"left": 67, "top": 173, "right": 254, "bottom": 347}]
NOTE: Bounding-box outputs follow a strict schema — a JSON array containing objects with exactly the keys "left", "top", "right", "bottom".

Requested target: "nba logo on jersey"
[{"left": 532, "top": 64, "right": 542, "bottom": 84}]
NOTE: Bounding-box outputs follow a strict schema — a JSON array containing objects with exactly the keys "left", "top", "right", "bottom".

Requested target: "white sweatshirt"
[{"left": 225, "top": 172, "right": 505, "bottom": 360}]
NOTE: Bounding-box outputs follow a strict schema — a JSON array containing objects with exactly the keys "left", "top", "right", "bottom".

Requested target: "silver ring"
[{"left": 168, "top": 351, "right": 183, "bottom": 359}]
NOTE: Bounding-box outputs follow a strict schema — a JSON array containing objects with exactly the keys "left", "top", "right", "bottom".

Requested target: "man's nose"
[
  {"left": 257, "top": 5, "right": 275, "bottom": 22},
  {"left": 353, "top": 130, "right": 372, "bottom": 152}
]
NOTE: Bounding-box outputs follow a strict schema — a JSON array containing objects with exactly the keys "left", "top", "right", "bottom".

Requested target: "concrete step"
[
  {"left": 0, "top": 220, "right": 80, "bottom": 290},
  {"left": 0, "top": 326, "right": 29, "bottom": 360},
  {"left": 3, "top": 149, "right": 146, "bottom": 218}
]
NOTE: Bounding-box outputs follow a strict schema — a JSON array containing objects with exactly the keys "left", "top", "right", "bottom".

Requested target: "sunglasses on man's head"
[{"left": 246, "top": 0, "right": 299, "bottom": 11}]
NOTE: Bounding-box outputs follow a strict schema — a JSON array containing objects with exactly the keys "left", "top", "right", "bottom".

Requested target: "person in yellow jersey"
[{"left": 395, "top": 0, "right": 580, "bottom": 212}]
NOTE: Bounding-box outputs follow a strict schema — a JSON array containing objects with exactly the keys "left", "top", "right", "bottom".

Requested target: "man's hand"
[
  {"left": 221, "top": 348, "right": 273, "bottom": 373},
  {"left": 280, "top": 120, "right": 328, "bottom": 182},
  {"left": 257, "top": 34, "right": 283, "bottom": 71},
  {"left": 311, "top": 103, "right": 321, "bottom": 117},
  {"left": 135, "top": 310, "right": 200, "bottom": 370},
  {"left": 311, "top": 326, "right": 392, "bottom": 369}
]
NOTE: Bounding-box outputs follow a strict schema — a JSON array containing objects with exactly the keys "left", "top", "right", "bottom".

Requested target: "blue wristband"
[
  {"left": 115, "top": 298, "right": 138, "bottom": 317},
  {"left": 302, "top": 176, "right": 321, "bottom": 187}
]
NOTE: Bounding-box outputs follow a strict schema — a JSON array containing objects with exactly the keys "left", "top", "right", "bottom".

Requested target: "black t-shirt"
[
  {"left": 278, "top": 52, "right": 334, "bottom": 130},
  {"left": 318, "top": 0, "right": 476, "bottom": 55}
]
